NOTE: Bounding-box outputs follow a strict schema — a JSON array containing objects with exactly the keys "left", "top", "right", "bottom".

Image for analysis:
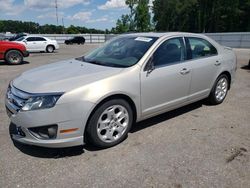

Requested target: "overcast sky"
[{"left": 0, "top": 0, "right": 137, "bottom": 30}]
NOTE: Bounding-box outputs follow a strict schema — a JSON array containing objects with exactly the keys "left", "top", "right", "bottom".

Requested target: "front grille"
[{"left": 6, "top": 84, "right": 30, "bottom": 113}]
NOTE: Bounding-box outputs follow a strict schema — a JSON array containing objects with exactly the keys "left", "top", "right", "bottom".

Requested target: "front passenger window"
[{"left": 153, "top": 38, "right": 185, "bottom": 67}]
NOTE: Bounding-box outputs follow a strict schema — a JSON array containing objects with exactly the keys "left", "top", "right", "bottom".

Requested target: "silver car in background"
[{"left": 5, "top": 32, "right": 237, "bottom": 148}]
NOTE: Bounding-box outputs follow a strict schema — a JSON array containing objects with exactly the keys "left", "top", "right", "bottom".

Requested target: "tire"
[
  {"left": 86, "top": 99, "right": 133, "bottom": 148},
  {"left": 208, "top": 74, "right": 229, "bottom": 105},
  {"left": 5, "top": 50, "right": 23, "bottom": 65},
  {"left": 46, "top": 45, "right": 54, "bottom": 53}
]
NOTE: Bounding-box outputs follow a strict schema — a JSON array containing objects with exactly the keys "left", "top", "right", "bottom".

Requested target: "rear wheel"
[
  {"left": 46, "top": 45, "right": 54, "bottom": 53},
  {"left": 208, "top": 74, "right": 229, "bottom": 105},
  {"left": 86, "top": 99, "right": 133, "bottom": 148},
  {"left": 5, "top": 50, "right": 23, "bottom": 65}
]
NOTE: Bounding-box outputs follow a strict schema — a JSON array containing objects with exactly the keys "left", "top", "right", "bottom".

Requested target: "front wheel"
[
  {"left": 86, "top": 99, "right": 133, "bottom": 148},
  {"left": 5, "top": 50, "right": 23, "bottom": 65},
  {"left": 208, "top": 74, "right": 229, "bottom": 105}
]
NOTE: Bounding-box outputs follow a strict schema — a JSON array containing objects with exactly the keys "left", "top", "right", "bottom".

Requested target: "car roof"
[
  {"left": 121, "top": 32, "right": 207, "bottom": 38},
  {"left": 24, "top": 35, "right": 46, "bottom": 38}
]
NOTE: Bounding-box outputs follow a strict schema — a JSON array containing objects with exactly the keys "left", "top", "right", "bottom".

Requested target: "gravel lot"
[{"left": 0, "top": 44, "right": 249, "bottom": 188}]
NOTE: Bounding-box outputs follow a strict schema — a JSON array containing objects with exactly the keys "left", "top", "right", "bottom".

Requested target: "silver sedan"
[{"left": 5, "top": 32, "right": 237, "bottom": 148}]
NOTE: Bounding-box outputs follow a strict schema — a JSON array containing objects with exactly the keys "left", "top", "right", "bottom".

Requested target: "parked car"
[
  {"left": 65, "top": 36, "right": 85, "bottom": 45},
  {"left": 0, "top": 40, "right": 29, "bottom": 64},
  {"left": 15, "top": 35, "right": 59, "bottom": 53},
  {"left": 8, "top": 33, "right": 28, "bottom": 41},
  {"left": 6, "top": 32, "right": 237, "bottom": 148}
]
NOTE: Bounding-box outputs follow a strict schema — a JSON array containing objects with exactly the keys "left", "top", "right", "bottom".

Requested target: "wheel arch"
[
  {"left": 4, "top": 48, "right": 23, "bottom": 58},
  {"left": 46, "top": 44, "right": 55, "bottom": 50},
  {"left": 219, "top": 71, "right": 231, "bottom": 90},
  {"left": 84, "top": 94, "right": 137, "bottom": 142}
]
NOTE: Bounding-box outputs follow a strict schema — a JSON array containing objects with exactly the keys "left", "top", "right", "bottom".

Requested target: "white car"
[{"left": 15, "top": 36, "right": 59, "bottom": 53}]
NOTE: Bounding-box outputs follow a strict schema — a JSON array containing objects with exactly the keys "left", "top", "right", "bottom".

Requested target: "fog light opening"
[{"left": 29, "top": 125, "right": 58, "bottom": 139}]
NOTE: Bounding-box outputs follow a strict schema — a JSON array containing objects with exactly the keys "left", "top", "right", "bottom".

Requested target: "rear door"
[
  {"left": 35, "top": 37, "right": 47, "bottom": 51},
  {"left": 185, "top": 37, "right": 220, "bottom": 100}
]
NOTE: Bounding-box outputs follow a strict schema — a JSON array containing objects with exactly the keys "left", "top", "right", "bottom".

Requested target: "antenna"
[{"left": 55, "top": 0, "right": 58, "bottom": 25}]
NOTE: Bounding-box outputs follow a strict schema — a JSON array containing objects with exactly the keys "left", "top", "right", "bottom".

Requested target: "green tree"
[
  {"left": 125, "top": 0, "right": 138, "bottom": 30},
  {"left": 115, "top": 14, "right": 130, "bottom": 33},
  {"left": 134, "top": 0, "right": 151, "bottom": 31},
  {"left": 153, "top": 0, "right": 250, "bottom": 32}
]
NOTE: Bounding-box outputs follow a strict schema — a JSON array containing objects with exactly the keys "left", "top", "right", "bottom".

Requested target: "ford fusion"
[{"left": 5, "top": 33, "right": 237, "bottom": 148}]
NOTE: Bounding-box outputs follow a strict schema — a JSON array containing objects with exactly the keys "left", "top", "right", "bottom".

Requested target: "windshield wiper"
[
  {"left": 86, "top": 60, "right": 106, "bottom": 66},
  {"left": 75, "top": 56, "right": 85, "bottom": 61},
  {"left": 75, "top": 56, "right": 105, "bottom": 65},
  {"left": 75, "top": 56, "right": 127, "bottom": 68}
]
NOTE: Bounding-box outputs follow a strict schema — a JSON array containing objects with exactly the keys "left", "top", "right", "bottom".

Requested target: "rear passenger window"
[
  {"left": 153, "top": 37, "right": 185, "bottom": 66},
  {"left": 26, "top": 37, "right": 36, "bottom": 42},
  {"left": 186, "top": 37, "right": 217, "bottom": 59},
  {"left": 35, "top": 37, "right": 46, "bottom": 41}
]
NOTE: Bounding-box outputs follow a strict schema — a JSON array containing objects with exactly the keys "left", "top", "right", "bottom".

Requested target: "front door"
[
  {"left": 25, "top": 37, "right": 37, "bottom": 51},
  {"left": 141, "top": 37, "right": 192, "bottom": 117}
]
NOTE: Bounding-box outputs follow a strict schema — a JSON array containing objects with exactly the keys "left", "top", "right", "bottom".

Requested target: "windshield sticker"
[{"left": 135, "top": 37, "right": 153, "bottom": 42}]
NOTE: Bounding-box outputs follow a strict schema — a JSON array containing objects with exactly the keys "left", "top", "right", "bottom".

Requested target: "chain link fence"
[
  {"left": 1, "top": 32, "right": 250, "bottom": 48},
  {"left": 205, "top": 32, "right": 250, "bottom": 48}
]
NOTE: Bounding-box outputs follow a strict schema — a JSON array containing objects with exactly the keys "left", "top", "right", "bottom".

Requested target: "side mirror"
[{"left": 144, "top": 56, "right": 155, "bottom": 76}]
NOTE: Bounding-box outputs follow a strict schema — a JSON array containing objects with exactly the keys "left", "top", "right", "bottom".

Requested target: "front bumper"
[
  {"left": 22, "top": 50, "right": 29, "bottom": 57},
  {"left": 10, "top": 123, "right": 83, "bottom": 148},
  {"left": 5, "top": 88, "right": 95, "bottom": 148}
]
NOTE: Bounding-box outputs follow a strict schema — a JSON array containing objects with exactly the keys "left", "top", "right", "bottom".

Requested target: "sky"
[{"left": 0, "top": 0, "right": 135, "bottom": 30}]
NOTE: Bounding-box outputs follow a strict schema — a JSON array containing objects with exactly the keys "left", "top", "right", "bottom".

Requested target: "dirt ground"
[{"left": 0, "top": 44, "right": 249, "bottom": 188}]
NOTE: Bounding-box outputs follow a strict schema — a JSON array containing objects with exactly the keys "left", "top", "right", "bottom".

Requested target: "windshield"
[
  {"left": 16, "top": 37, "right": 25, "bottom": 41},
  {"left": 81, "top": 36, "right": 158, "bottom": 68}
]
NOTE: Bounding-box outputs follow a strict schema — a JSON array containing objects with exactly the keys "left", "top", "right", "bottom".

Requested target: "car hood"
[
  {"left": 13, "top": 59, "right": 123, "bottom": 93},
  {"left": 0, "top": 41, "right": 25, "bottom": 48}
]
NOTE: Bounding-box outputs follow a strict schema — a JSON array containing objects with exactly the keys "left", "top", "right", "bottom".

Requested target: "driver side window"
[{"left": 153, "top": 38, "right": 185, "bottom": 67}]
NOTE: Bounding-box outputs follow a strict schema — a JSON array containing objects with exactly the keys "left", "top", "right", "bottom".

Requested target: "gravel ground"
[{"left": 0, "top": 44, "right": 249, "bottom": 188}]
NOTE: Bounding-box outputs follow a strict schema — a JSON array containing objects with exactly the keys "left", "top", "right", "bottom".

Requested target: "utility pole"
[
  {"left": 55, "top": 0, "right": 58, "bottom": 26},
  {"left": 62, "top": 17, "right": 65, "bottom": 34}
]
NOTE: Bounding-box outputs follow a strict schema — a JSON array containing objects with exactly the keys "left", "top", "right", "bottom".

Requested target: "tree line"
[
  {"left": 112, "top": 0, "right": 250, "bottom": 33},
  {"left": 0, "top": 20, "right": 106, "bottom": 34}
]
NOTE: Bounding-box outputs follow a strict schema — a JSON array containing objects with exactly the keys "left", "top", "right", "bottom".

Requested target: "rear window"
[{"left": 186, "top": 37, "right": 217, "bottom": 59}]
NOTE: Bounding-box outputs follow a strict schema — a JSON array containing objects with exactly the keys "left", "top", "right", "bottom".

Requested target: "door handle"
[
  {"left": 215, "top": 61, "right": 221, "bottom": 66},
  {"left": 180, "top": 68, "right": 190, "bottom": 75}
]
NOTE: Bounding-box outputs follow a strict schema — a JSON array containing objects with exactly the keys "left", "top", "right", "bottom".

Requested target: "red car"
[{"left": 0, "top": 41, "right": 29, "bottom": 65}]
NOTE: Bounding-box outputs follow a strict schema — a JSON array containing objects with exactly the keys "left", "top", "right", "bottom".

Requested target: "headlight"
[{"left": 21, "top": 95, "right": 62, "bottom": 111}]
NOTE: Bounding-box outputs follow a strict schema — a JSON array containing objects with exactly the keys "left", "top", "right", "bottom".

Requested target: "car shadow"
[
  {"left": 241, "top": 65, "right": 250, "bottom": 71},
  {"left": 9, "top": 100, "right": 204, "bottom": 158},
  {"left": 130, "top": 100, "right": 203, "bottom": 133},
  {"left": 0, "top": 60, "right": 30, "bottom": 66}
]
